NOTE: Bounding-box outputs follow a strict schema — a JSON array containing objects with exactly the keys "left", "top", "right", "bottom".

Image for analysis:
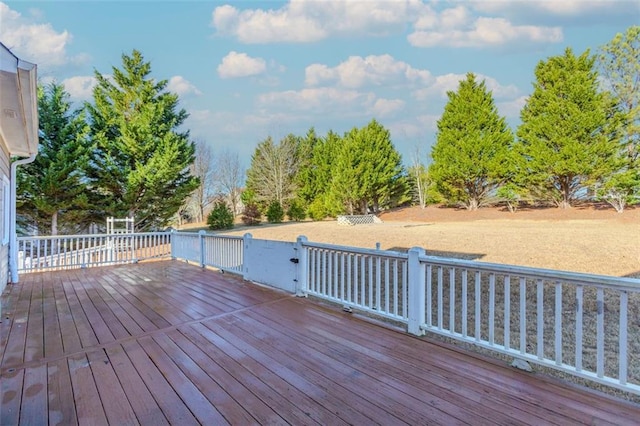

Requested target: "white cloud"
[
  {"left": 167, "top": 76, "right": 201, "bottom": 96},
  {"left": 211, "top": 4, "right": 325, "bottom": 43},
  {"left": 387, "top": 113, "right": 440, "bottom": 140},
  {"left": 470, "top": 0, "right": 637, "bottom": 23},
  {"left": 211, "top": 1, "right": 567, "bottom": 48},
  {"left": 370, "top": 98, "right": 405, "bottom": 117},
  {"left": 217, "top": 51, "right": 267, "bottom": 78},
  {"left": 258, "top": 87, "right": 368, "bottom": 112},
  {"left": 0, "top": 2, "right": 86, "bottom": 68},
  {"left": 257, "top": 86, "right": 405, "bottom": 120},
  {"left": 61, "top": 76, "right": 97, "bottom": 100},
  {"left": 413, "top": 73, "right": 464, "bottom": 100},
  {"left": 211, "top": 0, "right": 420, "bottom": 43},
  {"left": 413, "top": 73, "right": 519, "bottom": 100},
  {"left": 305, "top": 54, "right": 432, "bottom": 89},
  {"left": 408, "top": 15, "right": 562, "bottom": 48},
  {"left": 497, "top": 95, "right": 528, "bottom": 118}
]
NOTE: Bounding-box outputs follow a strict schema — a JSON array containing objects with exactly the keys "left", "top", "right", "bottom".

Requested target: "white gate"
[{"left": 243, "top": 237, "right": 298, "bottom": 293}]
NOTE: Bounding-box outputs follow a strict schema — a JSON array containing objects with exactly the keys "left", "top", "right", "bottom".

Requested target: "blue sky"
[{"left": 1, "top": 1, "right": 638, "bottom": 166}]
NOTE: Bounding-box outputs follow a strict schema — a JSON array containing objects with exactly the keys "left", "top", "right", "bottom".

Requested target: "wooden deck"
[{"left": 1, "top": 261, "right": 638, "bottom": 425}]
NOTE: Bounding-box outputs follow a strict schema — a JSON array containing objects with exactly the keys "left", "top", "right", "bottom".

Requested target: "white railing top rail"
[
  {"left": 420, "top": 254, "right": 640, "bottom": 291},
  {"left": 301, "top": 240, "right": 640, "bottom": 290},
  {"left": 173, "top": 231, "right": 244, "bottom": 241},
  {"left": 302, "top": 240, "right": 409, "bottom": 260},
  {"left": 17, "top": 231, "right": 170, "bottom": 241}
]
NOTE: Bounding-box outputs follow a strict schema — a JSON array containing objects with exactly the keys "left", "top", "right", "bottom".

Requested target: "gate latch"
[{"left": 289, "top": 258, "right": 299, "bottom": 264}]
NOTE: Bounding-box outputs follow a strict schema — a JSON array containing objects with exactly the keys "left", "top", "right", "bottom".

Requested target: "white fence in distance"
[{"left": 17, "top": 232, "right": 170, "bottom": 272}]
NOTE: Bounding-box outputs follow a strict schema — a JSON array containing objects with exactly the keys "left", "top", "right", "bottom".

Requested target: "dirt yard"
[{"left": 194, "top": 205, "right": 640, "bottom": 278}]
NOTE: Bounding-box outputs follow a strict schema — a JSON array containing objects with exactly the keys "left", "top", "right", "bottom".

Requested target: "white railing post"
[
  {"left": 295, "top": 235, "right": 308, "bottom": 297},
  {"left": 170, "top": 229, "right": 177, "bottom": 259},
  {"left": 132, "top": 233, "right": 138, "bottom": 263},
  {"left": 242, "top": 233, "right": 253, "bottom": 279},
  {"left": 408, "top": 247, "right": 426, "bottom": 336},
  {"left": 199, "top": 230, "right": 206, "bottom": 268}
]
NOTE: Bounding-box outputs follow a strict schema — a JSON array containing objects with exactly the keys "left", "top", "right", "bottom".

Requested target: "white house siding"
[{"left": 0, "top": 143, "right": 10, "bottom": 292}]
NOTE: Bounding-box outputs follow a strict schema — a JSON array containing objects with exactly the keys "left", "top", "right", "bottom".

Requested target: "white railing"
[
  {"left": 298, "top": 242, "right": 640, "bottom": 396},
  {"left": 304, "top": 241, "right": 408, "bottom": 322},
  {"left": 171, "top": 231, "right": 244, "bottom": 275},
  {"left": 17, "top": 232, "right": 171, "bottom": 272},
  {"left": 15, "top": 230, "right": 640, "bottom": 396},
  {"left": 415, "top": 253, "right": 640, "bottom": 396}
]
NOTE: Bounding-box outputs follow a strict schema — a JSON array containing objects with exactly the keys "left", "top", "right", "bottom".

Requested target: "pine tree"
[
  {"left": 595, "top": 26, "right": 640, "bottom": 211},
  {"left": 331, "top": 119, "right": 407, "bottom": 214},
  {"left": 17, "top": 82, "right": 91, "bottom": 235},
  {"left": 516, "top": 48, "right": 623, "bottom": 208},
  {"left": 85, "top": 50, "right": 198, "bottom": 230},
  {"left": 429, "top": 73, "right": 514, "bottom": 210},
  {"left": 304, "top": 130, "right": 344, "bottom": 220}
]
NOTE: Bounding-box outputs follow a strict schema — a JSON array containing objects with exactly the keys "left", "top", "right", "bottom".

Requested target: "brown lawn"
[{"left": 198, "top": 204, "right": 640, "bottom": 278}]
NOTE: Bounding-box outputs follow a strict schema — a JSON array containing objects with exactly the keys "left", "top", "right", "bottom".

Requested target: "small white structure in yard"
[
  {"left": 106, "top": 216, "right": 135, "bottom": 234},
  {"left": 0, "top": 43, "right": 38, "bottom": 291},
  {"left": 337, "top": 214, "right": 383, "bottom": 226}
]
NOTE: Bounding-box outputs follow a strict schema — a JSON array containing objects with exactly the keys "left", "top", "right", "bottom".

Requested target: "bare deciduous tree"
[
  {"left": 246, "top": 135, "right": 300, "bottom": 207},
  {"left": 409, "top": 147, "right": 431, "bottom": 209},
  {"left": 188, "top": 139, "right": 216, "bottom": 223},
  {"left": 214, "top": 149, "right": 244, "bottom": 216}
]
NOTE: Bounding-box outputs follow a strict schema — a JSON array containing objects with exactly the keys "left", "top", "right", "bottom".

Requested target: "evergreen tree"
[
  {"left": 331, "top": 119, "right": 407, "bottom": 214},
  {"left": 305, "top": 131, "right": 344, "bottom": 219},
  {"left": 17, "top": 82, "right": 91, "bottom": 235},
  {"left": 429, "top": 73, "right": 514, "bottom": 210},
  {"left": 595, "top": 26, "right": 640, "bottom": 210},
  {"left": 85, "top": 50, "right": 198, "bottom": 230},
  {"left": 598, "top": 26, "right": 640, "bottom": 163},
  {"left": 296, "top": 127, "right": 320, "bottom": 205},
  {"left": 516, "top": 48, "right": 623, "bottom": 208},
  {"left": 207, "top": 201, "right": 234, "bottom": 230}
]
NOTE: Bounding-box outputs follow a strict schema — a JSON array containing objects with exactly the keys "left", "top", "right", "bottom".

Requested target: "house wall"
[{"left": 0, "top": 142, "right": 10, "bottom": 293}]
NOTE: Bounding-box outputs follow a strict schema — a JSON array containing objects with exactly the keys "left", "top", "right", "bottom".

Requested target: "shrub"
[
  {"left": 306, "top": 198, "right": 326, "bottom": 221},
  {"left": 287, "top": 200, "right": 306, "bottom": 222},
  {"left": 266, "top": 200, "right": 284, "bottom": 223},
  {"left": 207, "top": 201, "right": 234, "bottom": 230},
  {"left": 241, "top": 203, "right": 262, "bottom": 226}
]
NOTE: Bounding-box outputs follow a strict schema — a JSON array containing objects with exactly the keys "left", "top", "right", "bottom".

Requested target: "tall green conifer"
[
  {"left": 17, "top": 82, "right": 91, "bottom": 235},
  {"left": 516, "top": 48, "right": 623, "bottom": 208},
  {"left": 429, "top": 73, "right": 513, "bottom": 210},
  {"left": 86, "top": 50, "right": 198, "bottom": 230}
]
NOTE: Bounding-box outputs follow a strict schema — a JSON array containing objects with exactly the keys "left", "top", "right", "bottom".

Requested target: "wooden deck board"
[
  {"left": 1, "top": 260, "right": 639, "bottom": 425},
  {"left": 250, "top": 300, "right": 561, "bottom": 424},
  {"left": 239, "top": 305, "right": 526, "bottom": 425},
  {"left": 47, "top": 357, "right": 78, "bottom": 426}
]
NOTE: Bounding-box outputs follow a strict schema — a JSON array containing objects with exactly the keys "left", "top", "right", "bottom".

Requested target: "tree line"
[
  {"left": 17, "top": 50, "right": 200, "bottom": 235},
  {"left": 18, "top": 27, "right": 638, "bottom": 235},
  {"left": 241, "top": 120, "right": 408, "bottom": 224},
  {"left": 242, "top": 26, "right": 638, "bottom": 221},
  {"left": 429, "top": 26, "right": 638, "bottom": 212},
  {"left": 235, "top": 25, "right": 638, "bottom": 220}
]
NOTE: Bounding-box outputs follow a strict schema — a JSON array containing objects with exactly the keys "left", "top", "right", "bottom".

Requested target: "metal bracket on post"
[
  {"left": 295, "top": 235, "right": 308, "bottom": 297},
  {"left": 407, "top": 247, "right": 426, "bottom": 336}
]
